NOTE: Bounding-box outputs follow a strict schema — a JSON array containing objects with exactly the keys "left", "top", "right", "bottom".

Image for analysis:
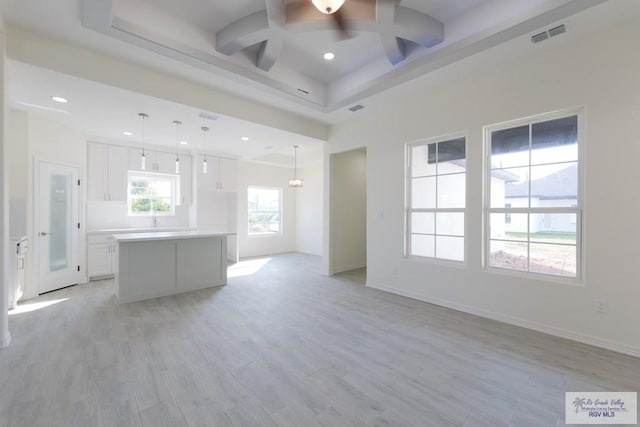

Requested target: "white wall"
[
  {"left": 329, "top": 148, "right": 366, "bottom": 274},
  {"left": 327, "top": 18, "right": 640, "bottom": 355},
  {"left": 295, "top": 158, "right": 323, "bottom": 256},
  {"left": 0, "top": 25, "right": 10, "bottom": 347},
  {"left": 7, "top": 109, "right": 27, "bottom": 237},
  {"left": 237, "top": 162, "right": 296, "bottom": 258}
]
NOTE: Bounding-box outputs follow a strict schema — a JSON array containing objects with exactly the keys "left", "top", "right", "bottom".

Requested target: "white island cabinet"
[{"left": 113, "top": 230, "right": 235, "bottom": 303}]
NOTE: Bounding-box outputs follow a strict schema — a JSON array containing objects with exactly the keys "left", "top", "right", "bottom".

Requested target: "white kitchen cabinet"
[
  {"left": 88, "top": 234, "right": 117, "bottom": 279},
  {"left": 129, "top": 148, "right": 179, "bottom": 174},
  {"left": 197, "top": 155, "right": 237, "bottom": 192},
  {"left": 88, "top": 142, "right": 127, "bottom": 201}
]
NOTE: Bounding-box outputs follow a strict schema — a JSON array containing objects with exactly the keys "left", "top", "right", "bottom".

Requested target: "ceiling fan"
[{"left": 287, "top": 0, "right": 375, "bottom": 37}]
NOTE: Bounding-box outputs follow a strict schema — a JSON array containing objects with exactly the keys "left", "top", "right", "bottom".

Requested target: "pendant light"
[
  {"left": 311, "top": 0, "right": 345, "bottom": 14},
  {"left": 173, "top": 120, "right": 181, "bottom": 174},
  {"left": 201, "top": 126, "right": 209, "bottom": 174},
  {"left": 288, "top": 145, "right": 303, "bottom": 188},
  {"left": 138, "top": 113, "right": 148, "bottom": 170}
]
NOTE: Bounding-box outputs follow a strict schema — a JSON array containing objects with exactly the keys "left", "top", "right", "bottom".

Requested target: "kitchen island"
[{"left": 112, "top": 230, "right": 235, "bottom": 303}]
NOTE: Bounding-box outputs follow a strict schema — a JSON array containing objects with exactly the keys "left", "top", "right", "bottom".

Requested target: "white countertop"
[
  {"left": 112, "top": 230, "right": 236, "bottom": 242},
  {"left": 88, "top": 227, "right": 195, "bottom": 235}
]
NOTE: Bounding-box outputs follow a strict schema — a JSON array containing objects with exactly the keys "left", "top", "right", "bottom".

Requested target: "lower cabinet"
[{"left": 88, "top": 235, "right": 116, "bottom": 279}]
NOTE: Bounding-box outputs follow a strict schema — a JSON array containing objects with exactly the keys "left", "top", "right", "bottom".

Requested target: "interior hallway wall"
[{"left": 329, "top": 148, "right": 367, "bottom": 274}]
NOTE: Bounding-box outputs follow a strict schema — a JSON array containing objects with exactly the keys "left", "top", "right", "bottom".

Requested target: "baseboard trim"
[
  {"left": 333, "top": 263, "right": 366, "bottom": 275},
  {"left": 0, "top": 332, "right": 11, "bottom": 349},
  {"left": 366, "top": 280, "right": 640, "bottom": 359}
]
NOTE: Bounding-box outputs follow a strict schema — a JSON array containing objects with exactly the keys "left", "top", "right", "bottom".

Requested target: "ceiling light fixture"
[
  {"left": 123, "top": 131, "right": 133, "bottom": 136},
  {"left": 323, "top": 52, "right": 335, "bottom": 60},
  {"left": 51, "top": 96, "right": 68, "bottom": 103},
  {"left": 173, "top": 120, "right": 182, "bottom": 174},
  {"left": 311, "top": 0, "right": 345, "bottom": 14},
  {"left": 201, "top": 126, "right": 209, "bottom": 174},
  {"left": 180, "top": 141, "right": 189, "bottom": 145},
  {"left": 138, "top": 113, "right": 148, "bottom": 170},
  {"left": 241, "top": 137, "right": 249, "bottom": 141},
  {"left": 288, "top": 145, "right": 303, "bottom": 188}
]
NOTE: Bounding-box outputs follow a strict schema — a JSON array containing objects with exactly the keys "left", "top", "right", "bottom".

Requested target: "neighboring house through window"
[
  {"left": 485, "top": 112, "right": 582, "bottom": 279},
  {"left": 248, "top": 186, "right": 282, "bottom": 236},
  {"left": 406, "top": 135, "right": 466, "bottom": 262}
]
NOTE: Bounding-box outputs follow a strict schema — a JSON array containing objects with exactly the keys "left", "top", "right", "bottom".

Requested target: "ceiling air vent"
[
  {"left": 531, "top": 31, "right": 549, "bottom": 44},
  {"left": 348, "top": 104, "right": 364, "bottom": 112},
  {"left": 198, "top": 112, "right": 217, "bottom": 121},
  {"left": 531, "top": 24, "right": 566, "bottom": 44},
  {"left": 548, "top": 24, "right": 566, "bottom": 38}
]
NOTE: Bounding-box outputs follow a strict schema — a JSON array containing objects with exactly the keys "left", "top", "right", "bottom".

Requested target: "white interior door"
[{"left": 36, "top": 160, "right": 82, "bottom": 294}]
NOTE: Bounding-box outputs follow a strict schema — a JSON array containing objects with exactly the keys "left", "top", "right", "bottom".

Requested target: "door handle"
[{"left": 38, "top": 231, "right": 50, "bottom": 236}]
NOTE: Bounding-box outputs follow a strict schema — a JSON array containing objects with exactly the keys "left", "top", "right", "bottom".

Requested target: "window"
[
  {"left": 248, "top": 187, "right": 282, "bottom": 236},
  {"left": 486, "top": 113, "right": 581, "bottom": 279},
  {"left": 406, "top": 135, "right": 466, "bottom": 261},
  {"left": 128, "top": 172, "right": 178, "bottom": 216}
]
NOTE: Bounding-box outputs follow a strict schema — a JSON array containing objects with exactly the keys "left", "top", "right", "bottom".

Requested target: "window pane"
[
  {"left": 437, "top": 174, "right": 465, "bottom": 208},
  {"left": 411, "top": 212, "right": 434, "bottom": 234},
  {"left": 489, "top": 240, "right": 528, "bottom": 271},
  {"left": 491, "top": 125, "right": 529, "bottom": 168},
  {"left": 490, "top": 213, "right": 528, "bottom": 241},
  {"left": 153, "top": 198, "right": 172, "bottom": 214},
  {"left": 151, "top": 180, "right": 172, "bottom": 197},
  {"left": 411, "top": 144, "right": 436, "bottom": 177},
  {"left": 529, "top": 243, "right": 576, "bottom": 277},
  {"left": 411, "top": 177, "right": 436, "bottom": 209},
  {"left": 411, "top": 234, "right": 434, "bottom": 257},
  {"left": 248, "top": 187, "right": 281, "bottom": 235},
  {"left": 437, "top": 138, "right": 466, "bottom": 174},
  {"left": 131, "top": 198, "right": 152, "bottom": 213},
  {"left": 497, "top": 167, "right": 530, "bottom": 208},
  {"left": 529, "top": 214, "right": 577, "bottom": 243},
  {"left": 531, "top": 116, "right": 577, "bottom": 165},
  {"left": 436, "top": 236, "right": 464, "bottom": 261},
  {"left": 436, "top": 213, "right": 464, "bottom": 236},
  {"left": 529, "top": 163, "right": 577, "bottom": 204}
]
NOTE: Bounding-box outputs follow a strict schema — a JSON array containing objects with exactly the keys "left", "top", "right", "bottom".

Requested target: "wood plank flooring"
[{"left": 1, "top": 253, "right": 639, "bottom": 426}]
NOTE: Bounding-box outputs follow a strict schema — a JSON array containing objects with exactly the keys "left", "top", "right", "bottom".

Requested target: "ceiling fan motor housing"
[{"left": 310, "top": 0, "right": 346, "bottom": 14}]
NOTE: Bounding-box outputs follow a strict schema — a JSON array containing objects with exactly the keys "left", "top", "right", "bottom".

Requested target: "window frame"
[
  {"left": 405, "top": 132, "right": 468, "bottom": 264},
  {"left": 127, "top": 171, "right": 178, "bottom": 217},
  {"left": 247, "top": 186, "right": 283, "bottom": 237},
  {"left": 483, "top": 108, "right": 584, "bottom": 283}
]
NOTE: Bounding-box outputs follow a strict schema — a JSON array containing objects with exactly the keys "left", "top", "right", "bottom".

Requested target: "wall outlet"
[{"left": 595, "top": 300, "right": 608, "bottom": 314}]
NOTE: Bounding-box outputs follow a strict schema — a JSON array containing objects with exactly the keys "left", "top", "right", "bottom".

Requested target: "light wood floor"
[{"left": 1, "top": 253, "right": 639, "bottom": 427}]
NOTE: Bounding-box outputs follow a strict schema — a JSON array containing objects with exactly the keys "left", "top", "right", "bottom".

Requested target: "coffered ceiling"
[{"left": 78, "top": 0, "right": 606, "bottom": 112}]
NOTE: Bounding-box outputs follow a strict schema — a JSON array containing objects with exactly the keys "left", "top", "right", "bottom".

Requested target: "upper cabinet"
[
  {"left": 197, "top": 155, "right": 237, "bottom": 192},
  {"left": 129, "top": 148, "right": 178, "bottom": 174},
  {"left": 88, "top": 142, "right": 127, "bottom": 201}
]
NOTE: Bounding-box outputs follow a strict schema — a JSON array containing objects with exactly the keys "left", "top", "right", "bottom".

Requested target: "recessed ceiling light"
[
  {"left": 123, "top": 131, "right": 133, "bottom": 136},
  {"left": 51, "top": 96, "right": 68, "bottom": 103},
  {"left": 241, "top": 137, "right": 249, "bottom": 141},
  {"left": 323, "top": 52, "right": 335, "bottom": 61},
  {"left": 180, "top": 140, "right": 189, "bottom": 145}
]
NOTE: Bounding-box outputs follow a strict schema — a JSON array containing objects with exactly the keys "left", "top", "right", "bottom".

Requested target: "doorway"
[
  {"left": 35, "top": 160, "right": 82, "bottom": 294},
  {"left": 329, "top": 148, "right": 367, "bottom": 275}
]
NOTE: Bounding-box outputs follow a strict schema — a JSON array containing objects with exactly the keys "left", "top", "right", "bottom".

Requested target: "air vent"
[
  {"left": 531, "top": 31, "right": 549, "bottom": 44},
  {"left": 348, "top": 104, "right": 364, "bottom": 112},
  {"left": 198, "top": 112, "right": 217, "bottom": 121},
  {"left": 531, "top": 23, "right": 566, "bottom": 44},
  {"left": 548, "top": 24, "right": 566, "bottom": 38}
]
